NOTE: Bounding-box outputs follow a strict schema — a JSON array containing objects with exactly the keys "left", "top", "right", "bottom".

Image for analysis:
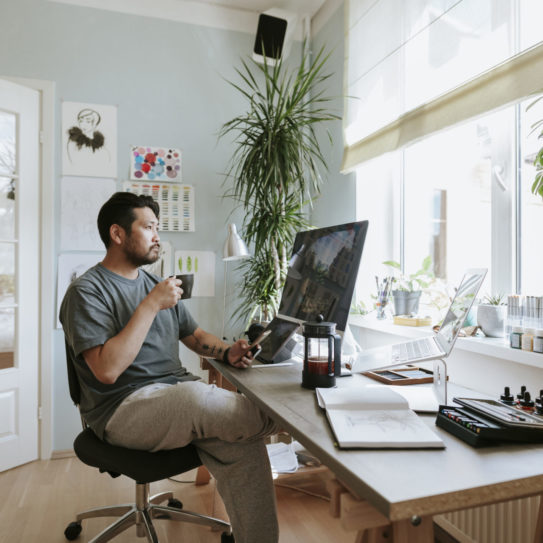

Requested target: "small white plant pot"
[
  {"left": 477, "top": 304, "right": 506, "bottom": 338},
  {"left": 392, "top": 290, "right": 421, "bottom": 316}
]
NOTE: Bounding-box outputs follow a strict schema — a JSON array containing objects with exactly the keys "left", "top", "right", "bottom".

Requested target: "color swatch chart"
[{"left": 123, "top": 181, "right": 195, "bottom": 232}]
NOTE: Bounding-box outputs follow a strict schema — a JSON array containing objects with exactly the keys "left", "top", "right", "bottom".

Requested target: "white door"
[{"left": 0, "top": 79, "right": 40, "bottom": 471}]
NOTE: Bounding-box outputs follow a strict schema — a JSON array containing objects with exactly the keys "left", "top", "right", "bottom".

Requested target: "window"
[
  {"left": 355, "top": 98, "right": 543, "bottom": 303},
  {"left": 519, "top": 96, "right": 543, "bottom": 294},
  {"left": 0, "top": 111, "right": 16, "bottom": 369},
  {"left": 346, "top": 0, "right": 543, "bottom": 304},
  {"left": 404, "top": 107, "right": 514, "bottom": 289}
]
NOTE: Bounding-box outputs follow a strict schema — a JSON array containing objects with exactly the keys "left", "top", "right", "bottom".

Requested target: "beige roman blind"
[{"left": 342, "top": 0, "right": 543, "bottom": 173}]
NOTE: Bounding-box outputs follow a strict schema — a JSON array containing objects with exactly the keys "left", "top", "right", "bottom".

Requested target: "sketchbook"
[{"left": 315, "top": 386, "right": 444, "bottom": 449}]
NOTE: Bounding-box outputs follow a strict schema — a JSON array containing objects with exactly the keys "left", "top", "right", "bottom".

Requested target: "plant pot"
[
  {"left": 392, "top": 290, "right": 421, "bottom": 316},
  {"left": 477, "top": 304, "right": 506, "bottom": 338}
]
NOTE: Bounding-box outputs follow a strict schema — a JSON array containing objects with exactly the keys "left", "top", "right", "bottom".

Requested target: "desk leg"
[
  {"left": 391, "top": 516, "right": 434, "bottom": 543},
  {"left": 333, "top": 480, "right": 434, "bottom": 543},
  {"left": 200, "top": 357, "right": 237, "bottom": 392},
  {"left": 534, "top": 494, "right": 543, "bottom": 543},
  {"left": 356, "top": 528, "right": 390, "bottom": 543}
]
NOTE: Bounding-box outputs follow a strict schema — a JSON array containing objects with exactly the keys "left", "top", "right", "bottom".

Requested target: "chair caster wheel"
[
  {"left": 64, "top": 521, "right": 82, "bottom": 540},
  {"left": 221, "top": 531, "right": 235, "bottom": 543},
  {"left": 168, "top": 498, "right": 183, "bottom": 509}
]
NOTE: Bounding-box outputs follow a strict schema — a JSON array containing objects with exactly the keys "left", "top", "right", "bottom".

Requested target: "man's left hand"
[{"left": 227, "top": 339, "right": 255, "bottom": 369}]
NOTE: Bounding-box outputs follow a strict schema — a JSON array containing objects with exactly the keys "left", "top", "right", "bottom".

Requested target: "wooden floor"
[{"left": 0, "top": 456, "right": 355, "bottom": 543}]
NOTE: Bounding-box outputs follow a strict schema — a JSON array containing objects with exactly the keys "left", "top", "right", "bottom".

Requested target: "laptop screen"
[{"left": 436, "top": 268, "right": 487, "bottom": 353}]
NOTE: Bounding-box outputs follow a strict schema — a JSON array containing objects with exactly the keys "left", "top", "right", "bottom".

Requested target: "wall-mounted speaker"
[
  {"left": 252, "top": 9, "right": 297, "bottom": 64},
  {"left": 253, "top": 13, "right": 287, "bottom": 60}
]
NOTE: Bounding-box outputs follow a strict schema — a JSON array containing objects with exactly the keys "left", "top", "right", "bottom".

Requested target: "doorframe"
[{"left": 4, "top": 76, "right": 55, "bottom": 460}]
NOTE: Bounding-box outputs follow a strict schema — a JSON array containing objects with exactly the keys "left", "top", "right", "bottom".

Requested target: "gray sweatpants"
[{"left": 104, "top": 381, "right": 280, "bottom": 543}]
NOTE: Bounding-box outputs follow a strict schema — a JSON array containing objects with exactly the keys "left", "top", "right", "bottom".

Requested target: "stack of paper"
[{"left": 266, "top": 442, "right": 298, "bottom": 474}]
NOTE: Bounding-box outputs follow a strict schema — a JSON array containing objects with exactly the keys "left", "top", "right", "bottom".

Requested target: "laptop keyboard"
[{"left": 392, "top": 338, "right": 442, "bottom": 362}]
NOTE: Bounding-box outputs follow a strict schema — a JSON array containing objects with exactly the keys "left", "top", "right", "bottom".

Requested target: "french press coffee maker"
[{"left": 302, "top": 315, "right": 342, "bottom": 389}]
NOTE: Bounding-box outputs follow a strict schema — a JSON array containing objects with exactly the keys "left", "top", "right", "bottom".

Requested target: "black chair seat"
[{"left": 74, "top": 428, "right": 202, "bottom": 484}]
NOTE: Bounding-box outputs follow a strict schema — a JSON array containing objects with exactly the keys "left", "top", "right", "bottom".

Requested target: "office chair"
[{"left": 64, "top": 344, "right": 234, "bottom": 542}]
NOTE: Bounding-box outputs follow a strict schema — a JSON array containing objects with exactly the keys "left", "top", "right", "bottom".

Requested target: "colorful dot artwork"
[{"left": 130, "top": 146, "right": 182, "bottom": 181}]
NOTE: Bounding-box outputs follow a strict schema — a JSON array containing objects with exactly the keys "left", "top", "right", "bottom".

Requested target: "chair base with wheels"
[{"left": 64, "top": 427, "right": 234, "bottom": 543}]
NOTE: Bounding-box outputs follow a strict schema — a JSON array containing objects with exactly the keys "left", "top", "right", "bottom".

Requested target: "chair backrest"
[{"left": 65, "top": 340, "right": 81, "bottom": 406}]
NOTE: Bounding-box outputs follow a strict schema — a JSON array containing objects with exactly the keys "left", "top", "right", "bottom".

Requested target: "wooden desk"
[{"left": 204, "top": 358, "right": 543, "bottom": 542}]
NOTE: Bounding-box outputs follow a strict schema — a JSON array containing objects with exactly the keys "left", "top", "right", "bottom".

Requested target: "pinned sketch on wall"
[
  {"left": 60, "top": 177, "right": 116, "bottom": 251},
  {"left": 174, "top": 250, "right": 215, "bottom": 297},
  {"left": 123, "top": 180, "right": 195, "bottom": 232},
  {"left": 142, "top": 240, "right": 173, "bottom": 278},
  {"left": 130, "top": 146, "right": 182, "bottom": 181},
  {"left": 56, "top": 252, "right": 104, "bottom": 328},
  {"left": 62, "top": 101, "right": 117, "bottom": 178}
]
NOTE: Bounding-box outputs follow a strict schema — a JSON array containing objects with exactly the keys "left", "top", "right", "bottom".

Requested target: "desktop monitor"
[
  {"left": 278, "top": 220, "right": 368, "bottom": 332},
  {"left": 256, "top": 220, "right": 368, "bottom": 363}
]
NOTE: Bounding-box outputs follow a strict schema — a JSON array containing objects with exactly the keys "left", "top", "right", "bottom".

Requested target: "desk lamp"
[{"left": 222, "top": 223, "right": 250, "bottom": 339}]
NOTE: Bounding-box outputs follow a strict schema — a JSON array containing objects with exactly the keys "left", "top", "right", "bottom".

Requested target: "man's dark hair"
[{"left": 97, "top": 192, "right": 160, "bottom": 248}]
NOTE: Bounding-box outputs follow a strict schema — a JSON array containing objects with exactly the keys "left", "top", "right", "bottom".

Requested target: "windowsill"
[{"left": 348, "top": 314, "right": 543, "bottom": 370}]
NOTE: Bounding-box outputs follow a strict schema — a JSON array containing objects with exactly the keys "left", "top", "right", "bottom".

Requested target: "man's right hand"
[{"left": 147, "top": 277, "right": 182, "bottom": 311}]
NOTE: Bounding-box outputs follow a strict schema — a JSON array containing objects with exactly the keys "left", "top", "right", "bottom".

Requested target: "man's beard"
[{"left": 124, "top": 240, "right": 161, "bottom": 267}]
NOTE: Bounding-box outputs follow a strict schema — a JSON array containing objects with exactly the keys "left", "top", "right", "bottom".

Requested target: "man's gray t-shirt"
[{"left": 60, "top": 263, "right": 199, "bottom": 439}]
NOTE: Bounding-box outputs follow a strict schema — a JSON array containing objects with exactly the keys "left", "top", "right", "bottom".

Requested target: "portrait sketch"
[
  {"left": 62, "top": 101, "right": 117, "bottom": 178},
  {"left": 60, "top": 177, "right": 116, "bottom": 251}
]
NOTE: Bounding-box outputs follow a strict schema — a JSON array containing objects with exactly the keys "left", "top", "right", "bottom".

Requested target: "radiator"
[{"left": 434, "top": 496, "right": 541, "bottom": 543}]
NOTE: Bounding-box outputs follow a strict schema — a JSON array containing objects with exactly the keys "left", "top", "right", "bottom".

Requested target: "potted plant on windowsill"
[
  {"left": 383, "top": 256, "right": 434, "bottom": 316},
  {"left": 477, "top": 293, "right": 507, "bottom": 338}
]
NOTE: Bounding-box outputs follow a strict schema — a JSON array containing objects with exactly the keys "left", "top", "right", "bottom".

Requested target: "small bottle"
[
  {"left": 533, "top": 330, "right": 543, "bottom": 354},
  {"left": 510, "top": 326, "right": 523, "bottom": 349},
  {"left": 519, "top": 391, "right": 535, "bottom": 412},
  {"left": 516, "top": 385, "right": 527, "bottom": 406},
  {"left": 522, "top": 328, "right": 535, "bottom": 351},
  {"left": 505, "top": 296, "right": 513, "bottom": 338}
]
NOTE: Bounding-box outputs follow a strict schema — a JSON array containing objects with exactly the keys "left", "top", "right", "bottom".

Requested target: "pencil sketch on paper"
[
  {"left": 60, "top": 177, "right": 116, "bottom": 251},
  {"left": 56, "top": 252, "right": 104, "bottom": 328},
  {"left": 346, "top": 411, "right": 421, "bottom": 433},
  {"left": 62, "top": 101, "right": 117, "bottom": 178}
]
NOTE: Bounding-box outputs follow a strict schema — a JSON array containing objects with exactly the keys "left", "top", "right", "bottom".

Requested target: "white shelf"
[{"left": 348, "top": 314, "right": 543, "bottom": 370}]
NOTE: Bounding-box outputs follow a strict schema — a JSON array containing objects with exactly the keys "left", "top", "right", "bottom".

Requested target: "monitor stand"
[{"left": 433, "top": 359, "right": 448, "bottom": 405}]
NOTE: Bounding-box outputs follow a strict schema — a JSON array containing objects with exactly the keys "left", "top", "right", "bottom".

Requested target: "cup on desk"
[{"left": 175, "top": 273, "right": 194, "bottom": 299}]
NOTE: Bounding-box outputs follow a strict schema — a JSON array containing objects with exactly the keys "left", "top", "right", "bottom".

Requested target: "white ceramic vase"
[{"left": 477, "top": 304, "right": 506, "bottom": 338}]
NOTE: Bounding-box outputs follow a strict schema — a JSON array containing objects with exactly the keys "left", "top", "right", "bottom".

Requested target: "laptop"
[{"left": 351, "top": 268, "right": 487, "bottom": 373}]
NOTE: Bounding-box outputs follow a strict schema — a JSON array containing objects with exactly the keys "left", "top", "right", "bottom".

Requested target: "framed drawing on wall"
[{"left": 62, "top": 101, "right": 117, "bottom": 178}]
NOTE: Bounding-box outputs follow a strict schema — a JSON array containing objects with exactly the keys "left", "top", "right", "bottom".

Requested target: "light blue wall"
[
  {"left": 0, "top": 0, "right": 343, "bottom": 452},
  {"left": 311, "top": 2, "right": 356, "bottom": 228},
  {"left": 0, "top": 0, "right": 300, "bottom": 450}
]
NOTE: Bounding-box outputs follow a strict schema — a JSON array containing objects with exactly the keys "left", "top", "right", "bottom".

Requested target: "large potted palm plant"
[{"left": 220, "top": 45, "right": 339, "bottom": 324}]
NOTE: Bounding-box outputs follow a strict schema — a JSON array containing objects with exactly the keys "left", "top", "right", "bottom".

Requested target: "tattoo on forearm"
[{"left": 190, "top": 335, "right": 224, "bottom": 356}]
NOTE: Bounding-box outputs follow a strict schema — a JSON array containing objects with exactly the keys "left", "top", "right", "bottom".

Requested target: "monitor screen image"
[{"left": 278, "top": 220, "right": 368, "bottom": 331}]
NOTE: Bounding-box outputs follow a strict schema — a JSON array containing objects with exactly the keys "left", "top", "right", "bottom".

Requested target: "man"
[{"left": 60, "top": 192, "right": 279, "bottom": 543}]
